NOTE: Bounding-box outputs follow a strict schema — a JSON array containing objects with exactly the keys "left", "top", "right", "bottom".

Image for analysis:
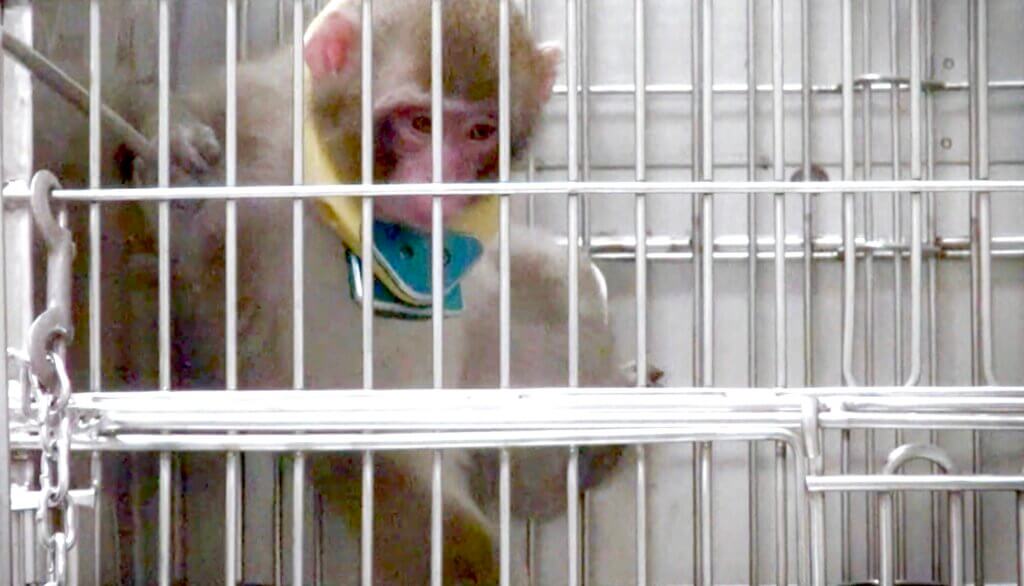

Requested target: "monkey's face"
[
  {"left": 306, "top": 0, "right": 559, "bottom": 235},
  {"left": 371, "top": 102, "right": 497, "bottom": 232}
]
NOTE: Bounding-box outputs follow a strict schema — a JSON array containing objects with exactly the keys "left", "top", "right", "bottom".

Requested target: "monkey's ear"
[
  {"left": 536, "top": 43, "right": 562, "bottom": 104},
  {"left": 304, "top": 8, "right": 360, "bottom": 80}
]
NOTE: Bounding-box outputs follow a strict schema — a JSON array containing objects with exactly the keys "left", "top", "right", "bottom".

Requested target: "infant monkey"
[{"left": 33, "top": 0, "right": 634, "bottom": 583}]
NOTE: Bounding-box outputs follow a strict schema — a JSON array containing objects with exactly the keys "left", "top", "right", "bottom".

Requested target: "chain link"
[{"left": 9, "top": 171, "right": 78, "bottom": 585}]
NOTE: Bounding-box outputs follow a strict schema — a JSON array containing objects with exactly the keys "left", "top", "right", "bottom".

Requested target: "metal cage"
[{"left": 3, "top": 0, "right": 1024, "bottom": 584}]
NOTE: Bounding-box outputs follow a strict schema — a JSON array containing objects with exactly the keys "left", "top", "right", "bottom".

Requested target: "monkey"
[{"left": 19, "top": 0, "right": 635, "bottom": 583}]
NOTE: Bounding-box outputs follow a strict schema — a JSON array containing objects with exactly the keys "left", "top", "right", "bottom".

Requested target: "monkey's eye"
[
  {"left": 468, "top": 123, "right": 497, "bottom": 141},
  {"left": 411, "top": 114, "right": 432, "bottom": 134}
]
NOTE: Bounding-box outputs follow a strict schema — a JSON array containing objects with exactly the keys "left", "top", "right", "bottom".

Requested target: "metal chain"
[{"left": 12, "top": 170, "right": 78, "bottom": 586}]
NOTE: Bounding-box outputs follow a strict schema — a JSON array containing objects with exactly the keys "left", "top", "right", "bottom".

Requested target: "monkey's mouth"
[{"left": 374, "top": 195, "right": 475, "bottom": 234}]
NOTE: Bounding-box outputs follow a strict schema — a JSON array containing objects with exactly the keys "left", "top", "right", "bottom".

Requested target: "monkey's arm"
[{"left": 459, "top": 226, "right": 627, "bottom": 521}]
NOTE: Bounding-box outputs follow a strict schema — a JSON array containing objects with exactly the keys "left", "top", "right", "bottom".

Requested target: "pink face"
[{"left": 372, "top": 103, "right": 499, "bottom": 233}]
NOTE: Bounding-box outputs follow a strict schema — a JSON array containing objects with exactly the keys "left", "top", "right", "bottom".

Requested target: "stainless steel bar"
[
  {"left": 87, "top": 1, "right": 103, "bottom": 582},
  {"left": 546, "top": 79, "right": 1024, "bottom": 96},
  {"left": 499, "top": 448, "right": 511, "bottom": 586},
  {"left": 840, "top": 0, "right": 859, "bottom": 390},
  {"left": 579, "top": 0, "right": 590, "bottom": 249},
  {"left": 699, "top": 0, "right": 713, "bottom": 388},
  {"left": 800, "top": 0, "right": 813, "bottom": 389},
  {"left": 567, "top": 447, "right": 579, "bottom": 586},
  {"left": 291, "top": 3, "right": 305, "bottom": 584},
  {"left": 775, "top": 444, "right": 787, "bottom": 586},
  {"left": 976, "top": 0, "right": 996, "bottom": 388},
  {"left": 1017, "top": 487, "right": 1024, "bottom": 586},
  {"left": 158, "top": 0, "right": 173, "bottom": 583},
  {"left": 745, "top": 0, "right": 759, "bottom": 581},
  {"left": 361, "top": 2, "right": 375, "bottom": 583},
  {"left": 226, "top": 1, "right": 241, "bottom": 581},
  {"left": 292, "top": 0, "right": 305, "bottom": 390},
  {"left": 924, "top": 0, "right": 939, "bottom": 574},
  {"left": 699, "top": 441, "right": 712, "bottom": 586},
  {"left": 807, "top": 475, "right": 1024, "bottom": 492},
  {"left": 430, "top": 0, "right": 444, "bottom": 392},
  {"left": 635, "top": 445, "right": 646, "bottom": 586},
  {"left": 15, "top": 178, "right": 1024, "bottom": 202},
  {"left": 361, "top": 451, "right": 373, "bottom": 586},
  {"left": 949, "top": 491, "right": 964, "bottom": 586},
  {"left": 879, "top": 490, "right": 895, "bottom": 586},
  {"left": 906, "top": 0, "right": 923, "bottom": 390},
  {"left": 292, "top": 453, "right": 304, "bottom": 585},
  {"left": 499, "top": 2, "right": 512, "bottom": 583},
  {"left": 771, "top": 3, "right": 788, "bottom": 584},
  {"left": 431, "top": 450, "right": 443, "bottom": 586},
  {"left": 524, "top": 0, "right": 536, "bottom": 228},
  {"left": 429, "top": 1, "right": 445, "bottom": 583},
  {"left": 633, "top": 0, "right": 647, "bottom": 581},
  {"left": 967, "top": 3, "right": 985, "bottom": 584},
  {"left": 566, "top": 0, "right": 580, "bottom": 390},
  {"left": 0, "top": 15, "right": 10, "bottom": 582}
]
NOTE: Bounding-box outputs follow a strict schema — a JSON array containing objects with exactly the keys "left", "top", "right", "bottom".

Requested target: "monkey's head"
[{"left": 305, "top": 0, "right": 560, "bottom": 234}]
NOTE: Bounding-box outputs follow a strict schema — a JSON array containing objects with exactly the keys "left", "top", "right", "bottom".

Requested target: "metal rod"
[
  {"left": 880, "top": 489, "right": 895, "bottom": 586},
  {"left": 498, "top": 3, "right": 512, "bottom": 583},
  {"left": 745, "top": 0, "right": 759, "bottom": 581},
  {"left": 1017, "top": 488, "right": 1024, "bottom": 586},
  {"left": 291, "top": 2, "right": 305, "bottom": 584},
  {"left": 840, "top": 0, "right": 859, "bottom": 389},
  {"left": 431, "top": 450, "right": 443, "bottom": 586},
  {"left": 861, "top": 2, "right": 877, "bottom": 574},
  {"left": 633, "top": 0, "right": 647, "bottom": 581},
  {"left": 800, "top": 0, "right": 813, "bottom": 389},
  {"left": 157, "top": 1, "right": 173, "bottom": 583},
  {"left": 775, "top": 444, "right": 787, "bottom": 586},
  {"left": 360, "top": 1, "right": 376, "bottom": 583},
  {"left": 579, "top": 0, "right": 590, "bottom": 250},
  {"left": 524, "top": 0, "right": 536, "bottom": 227},
  {"left": 361, "top": 451, "right": 373, "bottom": 586},
  {"left": 292, "top": 453, "right": 305, "bottom": 585},
  {"left": 949, "top": 492, "right": 964, "bottom": 586},
  {"left": 567, "top": 447, "right": 579, "bottom": 586},
  {"left": 0, "top": 13, "right": 11, "bottom": 582},
  {"left": 87, "top": 1, "right": 104, "bottom": 582},
  {"left": 566, "top": 0, "right": 580, "bottom": 390},
  {"left": 924, "top": 0, "right": 941, "bottom": 574},
  {"left": 633, "top": 446, "right": 646, "bottom": 586},
  {"left": 430, "top": 0, "right": 444, "bottom": 393},
  {"left": 499, "top": 449, "right": 511, "bottom": 586},
  {"left": 976, "top": 0, "right": 996, "bottom": 388},
  {"left": 225, "top": 1, "right": 241, "bottom": 581}
]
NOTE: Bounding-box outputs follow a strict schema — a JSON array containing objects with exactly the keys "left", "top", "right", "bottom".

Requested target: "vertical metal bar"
[
  {"left": 566, "top": 0, "right": 580, "bottom": 390},
  {"left": 949, "top": 492, "right": 964, "bottom": 586},
  {"left": 291, "top": 2, "right": 305, "bottom": 584},
  {"left": 498, "top": 3, "right": 512, "bottom": 584},
  {"left": 499, "top": 449, "right": 511, "bottom": 586},
  {"left": 966, "top": 2, "right": 985, "bottom": 583},
  {"left": 924, "top": 0, "right": 940, "bottom": 572},
  {"left": 225, "top": 0, "right": 241, "bottom": 582},
  {"left": 87, "top": 1, "right": 104, "bottom": 582},
  {"left": 976, "top": 0, "right": 995, "bottom": 387},
  {"left": 567, "top": 447, "right": 580, "bottom": 586},
  {"left": 633, "top": 1, "right": 647, "bottom": 583},
  {"left": 774, "top": 445, "right": 788, "bottom": 586},
  {"left": 429, "top": 4, "right": 445, "bottom": 583},
  {"left": 771, "top": 0, "right": 785, "bottom": 389},
  {"left": 1016, "top": 488, "right": 1024, "bottom": 586},
  {"left": 359, "top": 1, "right": 375, "bottom": 584},
  {"left": 431, "top": 450, "right": 443, "bottom": 586},
  {"left": 770, "top": 4, "right": 787, "bottom": 583},
  {"left": 799, "top": 0, "right": 813, "bottom": 388},
  {"left": 291, "top": 454, "right": 305, "bottom": 585},
  {"left": 0, "top": 16, "right": 10, "bottom": 584},
  {"left": 880, "top": 492, "right": 894, "bottom": 586},
  {"left": 579, "top": 0, "right": 590, "bottom": 250},
  {"left": 157, "top": 0, "right": 173, "bottom": 583},
  {"left": 699, "top": 3, "right": 714, "bottom": 583},
  {"left": 523, "top": 0, "right": 536, "bottom": 227},
  {"left": 840, "top": 0, "right": 859, "bottom": 390},
  {"left": 905, "top": 0, "right": 923, "bottom": 390},
  {"left": 745, "top": 0, "right": 759, "bottom": 581},
  {"left": 860, "top": 1, "right": 877, "bottom": 575}
]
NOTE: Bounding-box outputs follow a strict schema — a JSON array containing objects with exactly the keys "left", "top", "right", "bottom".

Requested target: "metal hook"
[{"left": 29, "top": 170, "right": 66, "bottom": 250}]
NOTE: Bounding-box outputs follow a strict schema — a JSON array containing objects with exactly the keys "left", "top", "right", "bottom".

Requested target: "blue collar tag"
[{"left": 346, "top": 221, "right": 484, "bottom": 320}]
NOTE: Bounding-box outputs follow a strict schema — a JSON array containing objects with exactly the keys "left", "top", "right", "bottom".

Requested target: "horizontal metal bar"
[
  {"left": 4, "top": 179, "right": 1023, "bottom": 203},
  {"left": 819, "top": 412, "right": 1024, "bottom": 430},
  {"left": 581, "top": 234, "right": 1024, "bottom": 262},
  {"left": 550, "top": 78, "right": 1024, "bottom": 97},
  {"left": 8, "top": 427, "right": 802, "bottom": 453},
  {"left": 10, "top": 487, "right": 96, "bottom": 511},
  {"left": 807, "top": 475, "right": 1024, "bottom": 493}
]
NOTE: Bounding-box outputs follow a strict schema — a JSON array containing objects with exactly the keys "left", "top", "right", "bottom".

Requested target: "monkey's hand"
[{"left": 132, "top": 116, "right": 222, "bottom": 187}]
